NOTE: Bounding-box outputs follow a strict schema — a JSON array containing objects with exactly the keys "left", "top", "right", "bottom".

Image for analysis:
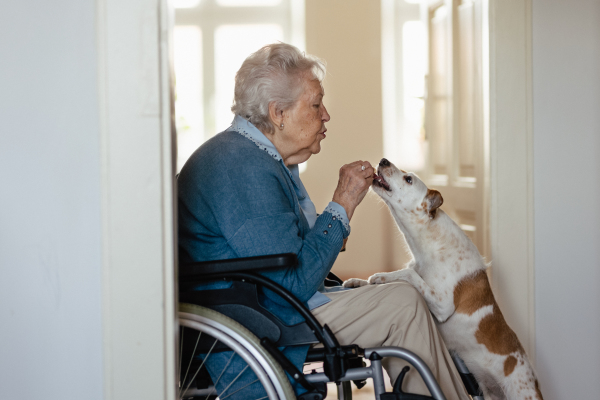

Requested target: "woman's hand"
[{"left": 332, "top": 161, "right": 374, "bottom": 220}]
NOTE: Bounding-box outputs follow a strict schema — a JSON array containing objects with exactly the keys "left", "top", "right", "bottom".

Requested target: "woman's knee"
[{"left": 381, "top": 282, "right": 428, "bottom": 310}]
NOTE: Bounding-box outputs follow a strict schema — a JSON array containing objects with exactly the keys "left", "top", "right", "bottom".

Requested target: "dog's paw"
[
  {"left": 368, "top": 273, "right": 390, "bottom": 285},
  {"left": 342, "top": 278, "right": 370, "bottom": 288}
]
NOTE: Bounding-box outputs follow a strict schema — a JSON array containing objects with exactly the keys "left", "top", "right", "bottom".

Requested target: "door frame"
[
  {"left": 97, "top": 0, "right": 177, "bottom": 398},
  {"left": 487, "top": 0, "right": 535, "bottom": 362}
]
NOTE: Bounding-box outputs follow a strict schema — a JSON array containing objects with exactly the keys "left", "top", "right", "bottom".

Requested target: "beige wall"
[{"left": 304, "top": 0, "right": 409, "bottom": 280}]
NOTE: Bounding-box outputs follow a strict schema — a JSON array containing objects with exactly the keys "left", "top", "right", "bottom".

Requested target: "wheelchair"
[{"left": 177, "top": 253, "right": 484, "bottom": 400}]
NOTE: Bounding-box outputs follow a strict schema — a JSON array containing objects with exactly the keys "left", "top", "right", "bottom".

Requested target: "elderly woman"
[{"left": 178, "top": 43, "right": 469, "bottom": 399}]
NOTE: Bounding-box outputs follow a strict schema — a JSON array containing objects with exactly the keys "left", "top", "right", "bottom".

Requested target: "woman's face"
[{"left": 278, "top": 78, "right": 330, "bottom": 165}]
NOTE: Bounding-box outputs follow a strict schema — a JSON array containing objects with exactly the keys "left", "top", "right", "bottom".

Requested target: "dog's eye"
[{"left": 404, "top": 175, "right": 413, "bottom": 184}]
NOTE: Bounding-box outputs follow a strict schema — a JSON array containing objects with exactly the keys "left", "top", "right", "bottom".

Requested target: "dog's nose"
[{"left": 379, "top": 158, "right": 390, "bottom": 167}]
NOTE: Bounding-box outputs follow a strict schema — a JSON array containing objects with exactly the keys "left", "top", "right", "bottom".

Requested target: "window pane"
[
  {"left": 174, "top": 26, "right": 204, "bottom": 171},
  {"left": 214, "top": 24, "right": 284, "bottom": 133},
  {"left": 217, "top": 0, "right": 281, "bottom": 6},
  {"left": 401, "top": 20, "right": 427, "bottom": 171}
]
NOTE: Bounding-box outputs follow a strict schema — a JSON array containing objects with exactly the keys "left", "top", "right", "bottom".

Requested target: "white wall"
[
  {"left": 0, "top": 1, "right": 104, "bottom": 398},
  {"left": 533, "top": 0, "right": 600, "bottom": 398},
  {"left": 304, "top": 0, "right": 398, "bottom": 279}
]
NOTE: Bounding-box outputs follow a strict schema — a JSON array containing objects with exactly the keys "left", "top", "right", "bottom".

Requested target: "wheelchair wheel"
[
  {"left": 336, "top": 381, "right": 352, "bottom": 399},
  {"left": 178, "top": 303, "right": 296, "bottom": 400}
]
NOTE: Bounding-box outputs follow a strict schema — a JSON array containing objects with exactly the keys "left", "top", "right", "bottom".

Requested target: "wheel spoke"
[
  {"left": 213, "top": 364, "right": 249, "bottom": 399},
  {"left": 179, "top": 307, "right": 296, "bottom": 399},
  {"left": 181, "top": 338, "right": 219, "bottom": 399},
  {"left": 219, "top": 378, "right": 259, "bottom": 400},
  {"left": 181, "top": 330, "right": 202, "bottom": 391},
  {"left": 203, "top": 351, "right": 236, "bottom": 400}
]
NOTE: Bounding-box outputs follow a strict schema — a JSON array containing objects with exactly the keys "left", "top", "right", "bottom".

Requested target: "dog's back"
[{"left": 441, "top": 269, "right": 542, "bottom": 400}]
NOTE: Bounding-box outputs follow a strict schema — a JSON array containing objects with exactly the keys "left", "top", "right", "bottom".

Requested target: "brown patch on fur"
[
  {"left": 504, "top": 355, "right": 517, "bottom": 376},
  {"left": 475, "top": 303, "right": 525, "bottom": 356},
  {"left": 454, "top": 271, "right": 495, "bottom": 315}
]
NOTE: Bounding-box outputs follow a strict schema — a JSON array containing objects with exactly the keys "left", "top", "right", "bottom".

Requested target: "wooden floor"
[
  {"left": 324, "top": 381, "right": 376, "bottom": 399},
  {"left": 306, "top": 360, "right": 392, "bottom": 399}
]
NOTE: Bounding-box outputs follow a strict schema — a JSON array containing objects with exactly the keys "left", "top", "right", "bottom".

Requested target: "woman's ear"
[
  {"left": 425, "top": 189, "right": 443, "bottom": 219},
  {"left": 268, "top": 102, "right": 284, "bottom": 130}
]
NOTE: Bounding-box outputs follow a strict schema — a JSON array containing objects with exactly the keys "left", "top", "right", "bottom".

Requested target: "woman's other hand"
[{"left": 332, "top": 160, "right": 374, "bottom": 220}]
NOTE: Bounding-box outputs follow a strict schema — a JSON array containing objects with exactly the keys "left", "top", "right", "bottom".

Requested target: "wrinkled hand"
[{"left": 332, "top": 161, "right": 374, "bottom": 220}]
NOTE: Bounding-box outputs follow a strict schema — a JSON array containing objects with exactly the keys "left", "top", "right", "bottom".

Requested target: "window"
[
  {"left": 381, "top": 0, "right": 427, "bottom": 171},
  {"left": 174, "top": 0, "right": 305, "bottom": 171}
]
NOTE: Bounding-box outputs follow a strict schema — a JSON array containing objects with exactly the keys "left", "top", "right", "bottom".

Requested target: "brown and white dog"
[{"left": 344, "top": 158, "right": 543, "bottom": 400}]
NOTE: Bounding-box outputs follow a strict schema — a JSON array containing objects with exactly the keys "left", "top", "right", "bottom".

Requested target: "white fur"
[{"left": 345, "top": 160, "right": 542, "bottom": 400}]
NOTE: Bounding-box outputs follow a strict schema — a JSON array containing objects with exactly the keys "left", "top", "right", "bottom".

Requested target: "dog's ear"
[{"left": 425, "top": 189, "right": 443, "bottom": 219}]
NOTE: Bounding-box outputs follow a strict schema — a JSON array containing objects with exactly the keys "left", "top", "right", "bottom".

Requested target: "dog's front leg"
[
  {"left": 369, "top": 269, "right": 455, "bottom": 323},
  {"left": 342, "top": 278, "right": 370, "bottom": 288}
]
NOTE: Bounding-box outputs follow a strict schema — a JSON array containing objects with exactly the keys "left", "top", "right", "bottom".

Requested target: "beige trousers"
[{"left": 311, "top": 282, "right": 470, "bottom": 400}]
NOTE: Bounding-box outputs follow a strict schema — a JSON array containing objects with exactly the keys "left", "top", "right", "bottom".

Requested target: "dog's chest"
[{"left": 414, "top": 258, "right": 461, "bottom": 295}]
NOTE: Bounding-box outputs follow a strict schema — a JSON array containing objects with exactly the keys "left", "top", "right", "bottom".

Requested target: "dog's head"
[{"left": 372, "top": 158, "right": 443, "bottom": 220}]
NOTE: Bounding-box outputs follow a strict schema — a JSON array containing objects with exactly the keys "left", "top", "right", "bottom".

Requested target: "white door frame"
[
  {"left": 487, "top": 0, "right": 535, "bottom": 362},
  {"left": 97, "top": 0, "right": 177, "bottom": 398}
]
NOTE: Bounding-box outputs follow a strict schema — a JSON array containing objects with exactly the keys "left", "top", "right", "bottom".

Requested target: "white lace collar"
[
  {"left": 227, "top": 115, "right": 283, "bottom": 162},
  {"left": 227, "top": 115, "right": 319, "bottom": 228}
]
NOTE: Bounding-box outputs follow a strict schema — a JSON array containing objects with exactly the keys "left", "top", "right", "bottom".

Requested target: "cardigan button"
[
  {"left": 332, "top": 216, "right": 336, "bottom": 220},
  {"left": 328, "top": 224, "right": 332, "bottom": 228},
  {"left": 323, "top": 230, "right": 328, "bottom": 235}
]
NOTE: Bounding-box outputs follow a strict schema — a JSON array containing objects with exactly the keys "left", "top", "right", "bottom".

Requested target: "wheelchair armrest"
[{"left": 179, "top": 253, "right": 298, "bottom": 280}]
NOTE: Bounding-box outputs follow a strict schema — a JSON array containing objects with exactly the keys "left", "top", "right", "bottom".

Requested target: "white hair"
[{"left": 231, "top": 43, "right": 326, "bottom": 134}]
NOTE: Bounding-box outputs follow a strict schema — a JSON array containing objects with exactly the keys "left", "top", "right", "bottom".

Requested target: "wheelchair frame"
[{"left": 178, "top": 253, "right": 482, "bottom": 400}]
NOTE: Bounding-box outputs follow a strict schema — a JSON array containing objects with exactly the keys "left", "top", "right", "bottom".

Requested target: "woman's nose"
[
  {"left": 379, "top": 158, "right": 390, "bottom": 167},
  {"left": 322, "top": 104, "right": 331, "bottom": 122}
]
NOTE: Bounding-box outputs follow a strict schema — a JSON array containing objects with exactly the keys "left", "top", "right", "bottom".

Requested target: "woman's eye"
[{"left": 404, "top": 176, "right": 412, "bottom": 184}]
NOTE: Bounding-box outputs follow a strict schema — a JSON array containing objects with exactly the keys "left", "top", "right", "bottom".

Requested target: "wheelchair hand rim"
[{"left": 179, "top": 311, "right": 288, "bottom": 399}]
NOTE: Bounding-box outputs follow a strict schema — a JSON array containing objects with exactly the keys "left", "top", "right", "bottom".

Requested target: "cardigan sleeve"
[
  {"left": 221, "top": 163, "right": 348, "bottom": 304},
  {"left": 178, "top": 131, "right": 352, "bottom": 309},
  {"left": 180, "top": 143, "right": 348, "bottom": 305}
]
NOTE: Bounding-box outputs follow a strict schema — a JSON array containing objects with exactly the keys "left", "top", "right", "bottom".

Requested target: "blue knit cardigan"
[{"left": 178, "top": 126, "right": 350, "bottom": 396}]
